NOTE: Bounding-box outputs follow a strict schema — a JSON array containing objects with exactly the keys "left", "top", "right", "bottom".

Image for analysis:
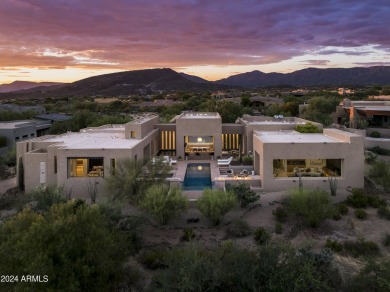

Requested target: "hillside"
[
  {"left": 0, "top": 81, "right": 64, "bottom": 93},
  {"left": 0, "top": 69, "right": 230, "bottom": 99},
  {"left": 216, "top": 66, "right": 390, "bottom": 88}
]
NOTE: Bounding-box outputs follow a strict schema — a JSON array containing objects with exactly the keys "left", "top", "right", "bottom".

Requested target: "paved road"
[{"left": 0, "top": 177, "right": 17, "bottom": 195}]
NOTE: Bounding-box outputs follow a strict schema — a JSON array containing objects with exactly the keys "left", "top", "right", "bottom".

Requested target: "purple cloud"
[{"left": 0, "top": 0, "right": 389, "bottom": 70}]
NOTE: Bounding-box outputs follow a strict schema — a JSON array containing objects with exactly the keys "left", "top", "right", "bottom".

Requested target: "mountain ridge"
[{"left": 215, "top": 66, "right": 390, "bottom": 87}]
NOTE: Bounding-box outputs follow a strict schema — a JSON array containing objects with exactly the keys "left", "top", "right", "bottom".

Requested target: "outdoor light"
[
  {"left": 197, "top": 165, "right": 203, "bottom": 171},
  {"left": 197, "top": 137, "right": 202, "bottom": 142}
]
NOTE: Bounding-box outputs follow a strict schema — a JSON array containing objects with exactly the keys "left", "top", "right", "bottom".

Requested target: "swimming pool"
[{"left": 182, "top": 163, "right": 212, "bottom": 191}]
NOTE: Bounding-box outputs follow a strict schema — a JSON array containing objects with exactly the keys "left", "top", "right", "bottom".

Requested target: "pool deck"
[{"left": 168, "top": 160, "right": 261, "bottom": 200}]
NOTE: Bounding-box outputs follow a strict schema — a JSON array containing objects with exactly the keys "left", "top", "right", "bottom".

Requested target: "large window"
[
  {"left": 67, "top": 158, "right": 104, "bottom": 177},
  {"left": 161, "top": 130, "right": 176, "bottom": 150},
  {"left": 185, "top": 136, "right": 214, "bottom": 154},
  {"left": 273, "top": 159, "right": 342, "bottom": 178}
]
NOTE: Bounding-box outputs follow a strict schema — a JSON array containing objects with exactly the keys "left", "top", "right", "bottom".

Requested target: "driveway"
[{"left": 0, "top": 177, "right": 17, "bottom": 195}]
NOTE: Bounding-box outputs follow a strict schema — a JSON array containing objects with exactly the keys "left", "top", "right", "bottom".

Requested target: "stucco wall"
[
  {"left": 176, "top": 116, "right": 222, "bottom": 158},
  {"left": 253, "top": 130, "right": 364, "bottom": 191}
]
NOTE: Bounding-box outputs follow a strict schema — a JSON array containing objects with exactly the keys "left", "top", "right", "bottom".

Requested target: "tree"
[
  {"left": 226, "top": 182, "right": 260, "bottom": 207},
  {"left": 197, "top": 189, "right": 236, "bottom": 225},
  {"left": 288, "top": 188, "right": 332, "bottom": 227},
  {"left": 105, "top": 158, "right": 143, "bottom": 204},
  {"left": 23, "top": 185, "right": 68, "bottom": 213},
  {"left": 215, "top": 100, "right": 244, "bottom": 123},
  {"left": 139, "top": 184, "right": 187, "bottom": 224},
  {"left": 105, "top": 157, "right": 172, "bottom": 204},
  {"left": 0, "top": 200, "right": 129, "bottom": 291},
  {"left": 241, "top": 95, "right": 251, "bottom": 107},
  {"left": 294, "top": 122, "right": 321, "bottom": 133},
  {"left": 151, "top": 243, "right": 342, "bottom": 291}
]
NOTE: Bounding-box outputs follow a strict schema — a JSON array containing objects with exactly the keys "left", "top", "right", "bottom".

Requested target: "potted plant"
[{"left": 242, "top": 155, "right": 253, "bottom": 166}]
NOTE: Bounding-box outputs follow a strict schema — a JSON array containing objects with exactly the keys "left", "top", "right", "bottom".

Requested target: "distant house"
[
  {"left": 0, "top": 104, "right": 45, "bottom": 114},
  {"left": 0, "top": 120, "right": 51, "bottom": 156},
  {"left": 250, "top": 96, "right": 283, "bottom": 108},
  {"left": 338, "top": 88, "right": 354, "bottom": 95},
  {"left": 34, "top": 113, "right": 71, "bottom": 124}
]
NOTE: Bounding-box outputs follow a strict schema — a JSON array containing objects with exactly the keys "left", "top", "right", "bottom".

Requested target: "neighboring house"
[
  {"left": 34, "top": 113, "right": 71, "bottom": 124},
  {"left": 0, "top": 120, "right": 51, "bottom": 156},
  {"left": 0, "top": 104, "right": 46, "bottom": 115},
  {"left": 250, "top": 96, "right": 284, "bottom": 108},
  {"left": 17, "top": 112, "right": 364, "bottom": 196},
  {"left": 338, "top": 88, "right": 354, "bottom": 95},
  {"left": 334, "top": 99, "right": 390, "bottom": 131}
]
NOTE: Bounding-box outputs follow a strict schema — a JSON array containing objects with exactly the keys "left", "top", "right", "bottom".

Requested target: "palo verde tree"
[
  {"left": 105, "top": 157, "right": 172, "bottom": 204},
  {"left": 197, "top": 189, "right": 237, "bottom": 225},
  {"left": 139, "top": 184, "right": 187, "bottom": 224}
]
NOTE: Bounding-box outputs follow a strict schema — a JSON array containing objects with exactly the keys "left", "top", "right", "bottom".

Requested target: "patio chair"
[{"left": 217, "top": 156, "right": 233, "bottom": 166}]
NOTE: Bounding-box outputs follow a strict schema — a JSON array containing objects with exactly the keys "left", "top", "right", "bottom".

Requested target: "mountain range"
[
  {"left": 0, "top": 81, "right": 64, "bottom": 93},
  {"left": 215, "top": 66, "right": 390, "bottom": 88},
  {"left": 1, "top": 66, "right": 390, "bottom": 98}
]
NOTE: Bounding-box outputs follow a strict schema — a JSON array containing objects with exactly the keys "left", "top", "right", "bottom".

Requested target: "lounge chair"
[{"left": 217, "top": 157, "right": 233, "bottom": 166}]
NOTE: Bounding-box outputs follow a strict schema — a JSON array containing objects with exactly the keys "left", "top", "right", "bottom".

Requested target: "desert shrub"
[
  {"left": 182, "top": 228, "right": 195, "bottom": 241},
  {"left": 226, "top": 182, "right": 260, "bottom": 207},
  {"left": 139, "top": 184, "right": 187, "bottom": 225},
  {"left": 332, "top": 208, "right": 342, "bottom": 220},
  {"left": 370, "top": 131, "right": 381, "bottom": 138},
  {"left": 346, "top": 189, "right": 386, "bottom": 209},
  {"left": 151, "top": 243, "right": 342, "bottom": 291},
  {"left": 272, "top": 206, "right": 288, "bottom": 223},
  {"left": 338, "top": 203, "right": 349, "bottom": 215},
  {"left": 325, "top": 239, "right": 343, "bottom": 252},
  {"left": 151, "top": 243, "right": 259, "bottom": 291},
  {"left": 383, "top": 234, "right": 390, "bottom": 247},
  {"left": 354, "top": 208, "right": 368, "bottom": 220},
  {"left": 368, "top": 161, "right": 390, "bottom": 192},
  {"left": 288, "top": 188, "right": 332, "bottom": 227},
  {"left": 343, "top": 238, "right": 380, "bottom": 258},
  {"left": 345, "top": 189, "right": 368, "bottom": 208},
  {"left": 3, "top": 148, "right": 16, "bottom": 166},
  {"left": 347, "top": 258, "right": 390, "bottom": 292},
  {"left": 242, "top": 155, "right": 253, "bottom": 163},
  {"left": 367, "top": 194, "right": 386, "bottom": 208},
  {"left": 275, "top": 222, "right": 283, "bottom": 234},
  {"left": 364, "top": 150, "right": 377, "bottom": 164},
  {"left": 227, "top": 219, "right": 252, "bottom": 237},
  {"left": 254, "top": 227, "right": 271, "bottom": 245},
  {"left": 377, "top": 206, "right": 390, "bottom": 220},
  {"left": 138, "top": 248, "right": 167, "bottom": 270},
  {"left": 23, "top": 185, "right": 68, "bottom": 213},
  {"left": 197, "top": 189, "right": 236, "bottom": 225},
  {"left": 295, "top": 122, "right": 320, "bottom": 133},
  {"left": 367, "top": 145, "right": 390, "bottom": 156}
]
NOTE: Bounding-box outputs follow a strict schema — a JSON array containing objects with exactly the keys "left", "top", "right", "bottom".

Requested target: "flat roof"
[
  {"left": 36, "top": 129, "right": 141, "bottom": 150},
  {"left": 246, "top": 120, "right": 306, "bottom": 125},
  {"left": 179, "top": 112, "right": 220, "bottom": 119},
  {"left": 0, "top": 120, "right": 36, "bottom": 129},
  {"left": 35, "top": 113, "right": 71, "bottom": 121},
  {"left": 255, "top": 131, "right": 340, "bottom": 143}
]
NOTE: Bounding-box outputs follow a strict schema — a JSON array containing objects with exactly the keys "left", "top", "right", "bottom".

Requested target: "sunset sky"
[{"left": 0, "top": 0, "right": 389, "bottom": 84}]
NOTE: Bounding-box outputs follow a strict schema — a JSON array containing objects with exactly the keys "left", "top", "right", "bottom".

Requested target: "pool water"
[{"left": 183, "top": 163, "right": 212, "bottom": 191}]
